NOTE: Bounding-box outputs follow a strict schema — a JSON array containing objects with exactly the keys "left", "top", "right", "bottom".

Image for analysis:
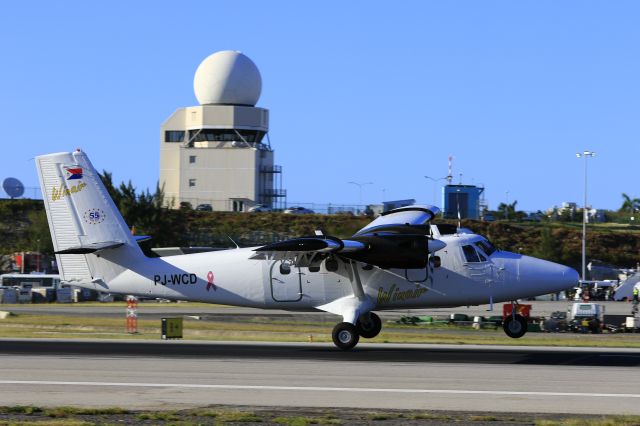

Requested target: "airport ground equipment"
[
  {"left": 161, "top": 317, "right": 183, "bottom": 340},
  {"left": 126, "top": 296, "right": 138, "bottom": 334},
  {"left": 568, "top": 302, "right": 604, "bottom": 333},
  {"left": 624, "top": 300, "right": 640, "bottom": 332},
  {"left": 34, "top": 149, "right": 579, "bottom": 350}
]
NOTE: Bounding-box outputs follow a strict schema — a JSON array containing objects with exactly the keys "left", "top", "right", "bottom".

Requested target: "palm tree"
[
  {"left": 497, "top": 200, "right": 518, "bottom": 220},
  {"left": 619, "top": 193, "right": 640, "bottom": 213}
]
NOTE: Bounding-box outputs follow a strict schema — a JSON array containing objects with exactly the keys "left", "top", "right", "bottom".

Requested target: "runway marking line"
[{"left": 2, "top": 380, "right": 640, "bottom": 399}]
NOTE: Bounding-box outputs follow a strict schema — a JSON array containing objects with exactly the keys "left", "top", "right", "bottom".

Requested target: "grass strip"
[
  {"left": 2, "top": 406, "right": 640, "bottom": 426},
  {"left": 2, "top": 313, "right": 640, "bottom": 348}
]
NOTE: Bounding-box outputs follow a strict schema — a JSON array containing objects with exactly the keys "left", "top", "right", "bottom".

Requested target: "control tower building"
[{"left": 159, "top": 51, "right": 285, "bottom": 211}]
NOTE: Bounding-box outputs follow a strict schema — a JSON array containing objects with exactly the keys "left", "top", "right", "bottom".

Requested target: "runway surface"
[{"left": 1, "top": 339, "right": 640, "bottom": 415}]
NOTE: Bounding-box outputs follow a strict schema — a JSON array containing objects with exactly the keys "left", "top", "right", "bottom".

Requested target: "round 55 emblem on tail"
[{"left": 83, "top": 208, "right": 105, "bottom": 224}]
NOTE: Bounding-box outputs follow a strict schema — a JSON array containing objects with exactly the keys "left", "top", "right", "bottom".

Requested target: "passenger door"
[{"left": 270, "top": 261, "right": 303, "bottom": 302}]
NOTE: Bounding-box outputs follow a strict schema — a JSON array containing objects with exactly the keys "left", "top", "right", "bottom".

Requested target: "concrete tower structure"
[{"left": 159, "top": 51, "right": 285, "bottom": 211}]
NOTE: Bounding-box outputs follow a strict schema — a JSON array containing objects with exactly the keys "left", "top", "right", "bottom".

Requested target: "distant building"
[
  {"left": 547, "top": 203, "right": 605, "bottom": 222},
  {"left": 443, "top": 185, "right": 484, "bottom": 220},
  {"left": 588, "top": 208, "right": 606, "bottom": 223},
  {"left": 159, "top": 51, "right": 285, "bottom": 212}
]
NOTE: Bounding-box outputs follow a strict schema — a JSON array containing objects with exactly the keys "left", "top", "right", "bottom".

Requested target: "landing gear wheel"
[
  {"left": 503, "top": 314, "right": 527, "bottom": 338},
  {"left": 332, "top": 322, "right": 360, "bottom": 350},
  {"left": 357, "top": 313, "right": 382, "bottom": 339}
]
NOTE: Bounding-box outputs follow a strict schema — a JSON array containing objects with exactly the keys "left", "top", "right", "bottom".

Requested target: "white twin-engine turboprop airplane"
[{"left": 36, "top": 150, "right": 579, "bottom": 350}]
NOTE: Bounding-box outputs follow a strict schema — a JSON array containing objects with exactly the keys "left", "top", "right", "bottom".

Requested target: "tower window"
[
  {"left": 165, "top": 131, "right": 185, "bottom": 142},
  {"left": 188, "top": 179, "right": 196, "bottom": 187},
  {"left": 189, "top": 155, "right": 196, "bottom": 164},
  {"left": 188, "top": 129, "right": 265, "bottom": 144}
]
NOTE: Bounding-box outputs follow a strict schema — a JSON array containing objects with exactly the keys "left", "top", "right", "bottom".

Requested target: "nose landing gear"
[
  {"left": 502, "top": 301, "right": 528, "bottom": 339},
  {"left": 503, "top": 314, "right": 527, "bottom": 338}
]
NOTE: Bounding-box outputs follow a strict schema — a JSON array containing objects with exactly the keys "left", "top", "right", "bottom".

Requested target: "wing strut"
[{"left": 348, "top": 260, "right": 366, "bottom": 300}]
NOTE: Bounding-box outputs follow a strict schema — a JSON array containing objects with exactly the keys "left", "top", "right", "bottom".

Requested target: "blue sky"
[{"left": 1, "top": 1, "right": 638, "bottom": 211}]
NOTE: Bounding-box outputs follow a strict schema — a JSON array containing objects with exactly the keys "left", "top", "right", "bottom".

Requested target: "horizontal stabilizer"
[
  {"left": 134, "top": 235, "right": 152, "bottom": 243},
  {"left": 55, "top": 241, "right": 124, "bottom": 254}
]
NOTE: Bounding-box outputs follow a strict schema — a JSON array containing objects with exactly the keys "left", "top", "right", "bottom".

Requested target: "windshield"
[
  {"left": 476, "top": 239, "right": 497, "bottom": 256},
  {"left": 462, "top": 245, "right": 481, "bottom": 263}
]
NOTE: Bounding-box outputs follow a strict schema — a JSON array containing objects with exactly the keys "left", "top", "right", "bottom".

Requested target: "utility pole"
[
  {"left": 424, "top": 176, "right": 448, "bottom": 206},
  {"left": 576, "top": 150, "right": 595, "bottom": 282},
  {"left": 348, "top": 181, "right": 373, "bottom": 214}
]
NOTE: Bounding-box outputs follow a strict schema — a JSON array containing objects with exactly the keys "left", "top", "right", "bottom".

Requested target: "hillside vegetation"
[{"left": 1, "top": 198, "right": 639, "bottom": 271}]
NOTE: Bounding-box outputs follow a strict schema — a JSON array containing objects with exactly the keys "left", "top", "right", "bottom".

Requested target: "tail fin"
[{"left": 35, "top": 149, "right": 144, "bottom": 287}]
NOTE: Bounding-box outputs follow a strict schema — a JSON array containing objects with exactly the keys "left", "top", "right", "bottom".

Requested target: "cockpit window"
[
  {"left": 462, "top": 245, "right": 481, "bottom": 263},
  {"left": 476, "top": 239, "right": 497, "bottom": 256}
]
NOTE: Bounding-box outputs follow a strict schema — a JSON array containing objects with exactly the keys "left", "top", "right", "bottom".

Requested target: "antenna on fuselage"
[
  {"left": 227, "top": 235, "right": 240, "bottom": 249},
  {"left": 456, "top": 188, "right": 462, "bottom": 231}
]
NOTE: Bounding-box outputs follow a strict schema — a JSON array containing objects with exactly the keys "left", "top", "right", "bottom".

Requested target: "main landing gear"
[{"left": 332, "top": 313, "right": 382, "bottom": 350}]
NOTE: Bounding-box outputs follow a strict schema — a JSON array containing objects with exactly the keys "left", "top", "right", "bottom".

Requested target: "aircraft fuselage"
[{"left": 100, "top": 234, "right": 575, "bottom": 312}]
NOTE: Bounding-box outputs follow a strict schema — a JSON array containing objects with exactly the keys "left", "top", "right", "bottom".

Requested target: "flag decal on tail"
[{"left": 64, "top": 166, "right": 83, "bottom": 180}]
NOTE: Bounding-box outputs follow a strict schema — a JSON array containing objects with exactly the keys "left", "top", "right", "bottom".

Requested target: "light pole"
[
  {"left": 348, "top": 181, "right": 373, "bottom": 213},
  {"left": 576, "top": 150, "right": 595, "bottom": 282},
  {"left": 424, "top": 176, "right": 448, "bottom": 206}
]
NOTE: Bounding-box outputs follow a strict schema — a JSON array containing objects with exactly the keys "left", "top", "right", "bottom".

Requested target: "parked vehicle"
[
  {"left": 248, "top": 204, "right": 272, "bottom": 213},
  {"left": 283, "top": 206, "right": 315, "bottom": 214},
  {"left": 482, "top": 213, "right": 495, "bottom": 222},
  {"left": 522, "top": 213, "right": 543, "bottom": 222},
  {"left": 542, "top": 311, "right": 568, "bottom": 332},
  {"left": 195, "top": 204, "right": 213, "bottom": 211}
]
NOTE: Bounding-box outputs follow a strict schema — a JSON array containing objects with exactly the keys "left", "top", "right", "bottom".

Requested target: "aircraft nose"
[
  {"left": 562, "top": 265, "right": 580, "bottom": 287},
  {"left": 519, "top": 256, "right": 579, "bottom": 293}
]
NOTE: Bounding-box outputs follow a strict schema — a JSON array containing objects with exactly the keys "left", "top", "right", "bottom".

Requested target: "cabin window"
[{"left": 462, "top": 245, "right": 481, "bottom": 263}]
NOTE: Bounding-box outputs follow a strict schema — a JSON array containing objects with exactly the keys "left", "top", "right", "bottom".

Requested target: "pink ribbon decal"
[{"left": 206, "top": 271, "right": 216, "bottom": 291}]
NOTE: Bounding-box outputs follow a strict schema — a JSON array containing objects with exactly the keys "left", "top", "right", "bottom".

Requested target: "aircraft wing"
[
  {"left": 251, "top": 237, "right": 366, "bottom": 262},
  {"left": 253, "top": 205, "right": 446, "bottom": 269},
  {"left": 254, "top": 237, "right": 365, "bottom": 253},
  {"left": 253, "top": 234, "right": 445, "bottom": 269}
]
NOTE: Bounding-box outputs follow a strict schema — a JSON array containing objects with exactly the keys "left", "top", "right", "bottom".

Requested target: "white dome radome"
[{"left": 193, "top": 51, "right": 262, "bottom": 106}]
